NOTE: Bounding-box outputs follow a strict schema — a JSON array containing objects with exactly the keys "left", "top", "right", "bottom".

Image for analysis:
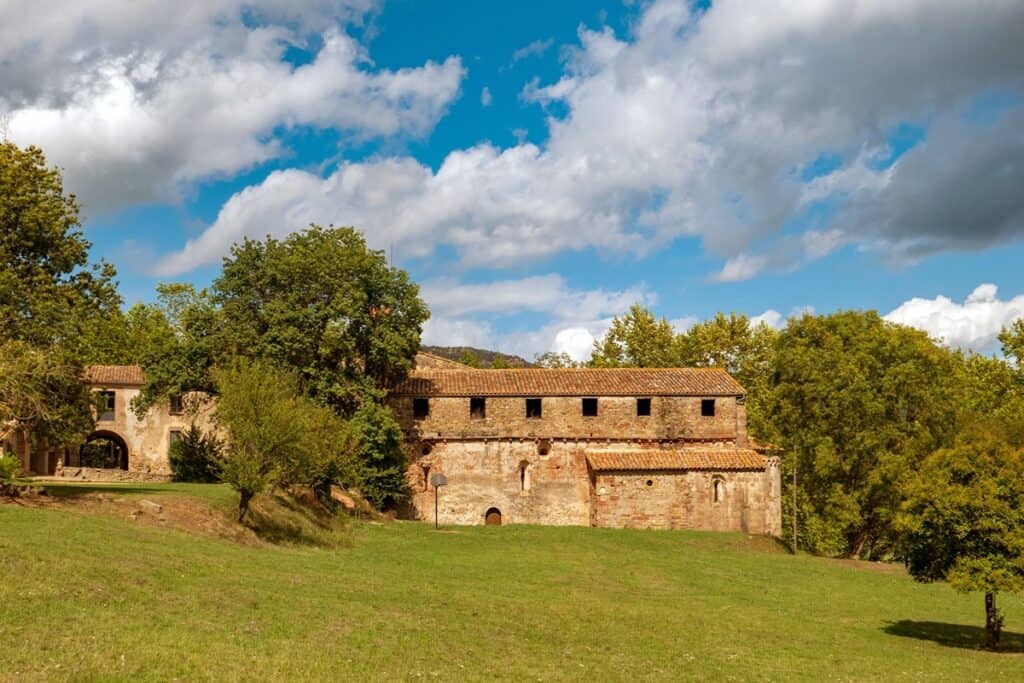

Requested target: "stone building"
[
  {"left": 6, "top": 365, "right": 211, "bottom": 478},
  {"left": 390, "top": 358, "right": 782, "bottom": 534},
  {"left": 4, "top": 354, "right": 781, "bottom": 536}
]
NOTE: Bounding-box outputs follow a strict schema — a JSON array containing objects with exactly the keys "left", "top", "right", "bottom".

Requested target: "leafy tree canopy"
[
  {"left": 898, "top": 430, "right": 1024, "bottom": 648},
  {"left": 768, "top": 311, "right": 958, "bottom": 558},
  {"left": 0, "top": 142, "right": 122, "bottom": 358},
  {"left": 590, "top": 304, "right": 681, "bottom": 368}
]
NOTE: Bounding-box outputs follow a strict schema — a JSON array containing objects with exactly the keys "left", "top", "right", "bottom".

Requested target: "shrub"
[
  {"left": 0, "top": 451, "right": 25, "bottom": 496},
  {"left": 169, "top": 424, "right": 223, "bottom": 483}
]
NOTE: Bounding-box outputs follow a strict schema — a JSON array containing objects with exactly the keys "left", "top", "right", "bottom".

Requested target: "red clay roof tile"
[
  {"left": 83, "top": 365, "right": 145, "bottom": 385},
  {"left": 586, "top": 449, "right": 766, "bottom": 471},
  {"left": 392, "top": 368, "right": 745, "bottom": 397}
]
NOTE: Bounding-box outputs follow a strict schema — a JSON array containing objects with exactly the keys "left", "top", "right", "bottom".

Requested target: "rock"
[
  {"left": 137, "top": 499, "right": 163, "bottom": 515},
  {"left": 329, "top": 486, "right": 356, "bottom": 511}
]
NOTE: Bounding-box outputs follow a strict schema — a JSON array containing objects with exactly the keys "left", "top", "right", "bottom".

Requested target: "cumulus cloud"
[
  {"left": 2, "top": 1, "right": 464, "bottom": 211},
  {"left": 155, "top": 0, "right": 1024, "bottom": 277},
  {"left": 417, "top": 274, "right": 654, "bottom": 361},
  {"left": 884, "top": 283, "right": 1024, "bottom": 352}
]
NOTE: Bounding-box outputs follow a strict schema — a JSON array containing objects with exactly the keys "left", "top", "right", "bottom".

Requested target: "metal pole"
[{"left": 435, "top": 485, "right": 439, "bottom": 530}]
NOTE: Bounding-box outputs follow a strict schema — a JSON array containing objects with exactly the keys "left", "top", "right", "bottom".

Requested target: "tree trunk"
[
  {"left": 845, "top": 529, "right": 870, "bottom": 559},
  {"left": 237, "top": 490, "right": 253, "bottom": 523},
  {"left": 985, "top": 592, "right": 1002, "bottom": 649}
]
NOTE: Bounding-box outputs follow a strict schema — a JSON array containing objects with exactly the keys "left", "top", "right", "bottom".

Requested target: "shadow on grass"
[
  {"left": 244, "top": 492, "right": 351, "bottom": 548},
  {"left": 41, "top": 484, "right": 173, "bottom": 498},
  {"left": 883, "top": 620, "right": 1024, "bottom": 653}
]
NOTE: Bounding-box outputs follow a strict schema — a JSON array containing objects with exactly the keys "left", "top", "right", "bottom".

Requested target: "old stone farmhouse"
[
  {"left": 5, "top": 365, "right": 210, "bottom": 479},
  {"left": 391, "top": 354, "right": 781, "bottom": 534},
  {"left": 5, "top": 354, "right": 781, "bottom": 534}
]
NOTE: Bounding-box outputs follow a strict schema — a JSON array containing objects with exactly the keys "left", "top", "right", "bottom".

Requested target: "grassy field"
[{"left": 1, "top": 483, "right": 1022, "bottom": 681}]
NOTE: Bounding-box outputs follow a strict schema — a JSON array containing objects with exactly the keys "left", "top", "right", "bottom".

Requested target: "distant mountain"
[{"left": 421, "top": 345, "right": 534, "bottom": 368}]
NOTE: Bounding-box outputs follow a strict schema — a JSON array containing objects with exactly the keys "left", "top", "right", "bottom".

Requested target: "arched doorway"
[
  {"left": 79, "top": 431, "right": 129, "bottom": 470},
  {"left": 485, "top": 507, "right": 502, "bottom": 526}
]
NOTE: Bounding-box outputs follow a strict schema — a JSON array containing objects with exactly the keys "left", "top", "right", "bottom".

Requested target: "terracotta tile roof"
[
  {"left": 749, "top": 437, "right": 783, "bottom": 453},
  {"left": 392, "top": 368, "right": 745, "bottom": 397},
  {"left": 586, "top": 449, "right": 766, "bottom": 472},
  {"left": 83, "top": 365, "right": 145, "bottom": 385}
]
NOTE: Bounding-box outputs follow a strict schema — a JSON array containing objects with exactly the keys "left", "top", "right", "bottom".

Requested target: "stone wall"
[
  {"left": 392, "top": 395, "right": 742, "bottom": 443},
  {"left": 406, "top": 440, "right": 593, "bottom": 526},
  {"left": 590, "top": 458, "right": 781, "bottom": 534},
  {"left": 84, "top": 386, "right": 216, "bottom": 476}
]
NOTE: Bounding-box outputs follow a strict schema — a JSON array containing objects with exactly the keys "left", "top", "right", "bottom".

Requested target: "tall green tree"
[
  {"left": 1, "top": 141, "right": 121, "bottom": 446},
  {"left": 1000, "top": 319, "right": 1024, "bottom": 372},
  {"left": 590, "top": 304, "right": 681, "bottom": 367},
  {"left": 0, "top": 142, "right": 122, "bottom": 356},
  {"left": 212, "top": 226, "right": 428, "bottom": 413},
  {"left": 898, "top": 431, "right": 1024, "bottom": 649},
  {"left": 678, "top": 313, "right": 778, "bottom": 440},
  {"left": 768, "top": 311, "right": 957, "bottom": 558}
]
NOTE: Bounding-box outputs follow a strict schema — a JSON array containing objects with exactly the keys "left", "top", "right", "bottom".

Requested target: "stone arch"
[
  {"left": 485, "top": 507, "right": 502, "bottom": 526},
  {"left": 80, "top": 430, "right": 130, "bottom": 470}
]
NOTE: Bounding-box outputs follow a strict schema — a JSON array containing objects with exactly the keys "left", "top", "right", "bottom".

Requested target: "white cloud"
[
  {"left": 884, "top": 283, "right": 1024, "bottom": 352},
  {"left": 155, "top": 0, "right": 1024, "bottom": 278},
  {"left": 511, "top": 38, "right": 553, "bottom": 64},
  {"left": 551, "top": 327, "right": 596, "bottom": 361},
  {"left": 751, "top": 309, "right": 783, "bottom": 329},
  {"left": 416, "top": 274, "right": 654, "bottom": 361},
  {"left": 2, "top": 1, "right": 464, "bottom": 212},
  {"left": 480, "top": 86, "right": 492, "bottom": 107}
]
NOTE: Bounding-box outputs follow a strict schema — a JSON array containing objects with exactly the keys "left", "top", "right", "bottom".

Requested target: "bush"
[
  {"left": 169, "top": 424, "right": 223, "bottom": 483},
  {"left": 351, "top": 401, "right": 410, "bottom": 510},
  {"left": 0, "top": 451, "right": 24, "bottom": 495}
]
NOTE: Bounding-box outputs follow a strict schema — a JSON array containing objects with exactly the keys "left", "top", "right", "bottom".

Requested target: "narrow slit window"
[
  {"left": 525, "top": 398, "right": 542, "bottom": 419},
  {"left": 701, "top": 398, "right": 716, "bottom": 417},
  {"left": 713, "top": 479, "right": 723, "bottom": 503},
  {"left": 582, "top": 397, "right": 598, "bottom": 417},
  {"left": 636, "top": 397, "right": 651, "bottom": 416},
  {"left": 470, "top": 397, "right": 486, "bottom": 419},
  {"left": 413, "top": 397, "right": 430, "bottom": 420}
]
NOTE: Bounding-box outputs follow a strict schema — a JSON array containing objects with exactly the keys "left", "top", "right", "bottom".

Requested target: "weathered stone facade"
[
  {"left": 391, "top": 362, "right": 782, "bottom": 535},
  {"left": 9, "top": 365, "right": 214, "bottom": 478}
]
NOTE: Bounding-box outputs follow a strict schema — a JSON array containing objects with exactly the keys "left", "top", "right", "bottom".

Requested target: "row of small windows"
[{"left": 412, "top": 397, "right": 716, "bottom": 420}]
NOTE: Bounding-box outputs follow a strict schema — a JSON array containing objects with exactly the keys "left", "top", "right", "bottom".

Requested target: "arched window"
[
  {"left": 713, "top": 478, "right": 724, "bottom": 503},
  {"left": 519, "top": 460, "right": 530, "bottom": 492}
]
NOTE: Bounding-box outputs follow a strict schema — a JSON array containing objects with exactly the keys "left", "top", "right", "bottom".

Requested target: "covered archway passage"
[
  {"left": 484, "top": 507, "right": 502, "bottom": 526},
  {"left": 78, "top": 431, "right": 130, "bottom": 470}
]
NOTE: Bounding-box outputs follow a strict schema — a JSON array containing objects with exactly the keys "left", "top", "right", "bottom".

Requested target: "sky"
[{"left": 3, "top": 0, "right": 1024, "bottom": 361}]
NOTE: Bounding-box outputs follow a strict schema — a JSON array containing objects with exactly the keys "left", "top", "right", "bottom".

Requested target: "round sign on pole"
[{"left": 430, "top": 473, "right": 448, "bottom": 488}]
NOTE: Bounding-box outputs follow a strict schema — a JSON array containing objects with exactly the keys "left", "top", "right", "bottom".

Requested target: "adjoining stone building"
[
  {"left": 390, "top": 358, "right": 782, "bottom": 534},
  {"left": 6, "top": 365, "right": 210, "bottom": 479}
]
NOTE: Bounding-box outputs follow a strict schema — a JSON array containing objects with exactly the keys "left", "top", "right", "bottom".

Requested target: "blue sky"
[{"left": 4, "top": 1, "right": 1024, "bottom": 360}]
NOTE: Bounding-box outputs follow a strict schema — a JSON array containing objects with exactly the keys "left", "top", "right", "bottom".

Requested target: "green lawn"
[{"left": 1, "top": 485, "right": 1022, "bottom": 681}]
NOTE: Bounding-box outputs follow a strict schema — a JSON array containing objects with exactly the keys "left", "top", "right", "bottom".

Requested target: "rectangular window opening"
[
  {"left": 169, "top": 394, "right": 184, "bottom": 415},
  {"left": 525, "top": 398, "right": 542, "bottom": 419},
  {"left": 701, "top": 398, "right": 716, "bottom": 417},
  {"left": 470, "top": 397, "right": 486, "bottom": 419},
  {"left": 582, "top": 397, "right": 598, "bottom": 417},
  {"left": 636, "top": 397, "right": 652, "bottom": 417},
  {"left": 98, "top": 391, "right": 115, "bottom": 422},
  {"left": 412, "top": 397, "right": 430, "bottom": 420},
  {"left": 169, "top": 430, "right": 183, "bottom": 447}
]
